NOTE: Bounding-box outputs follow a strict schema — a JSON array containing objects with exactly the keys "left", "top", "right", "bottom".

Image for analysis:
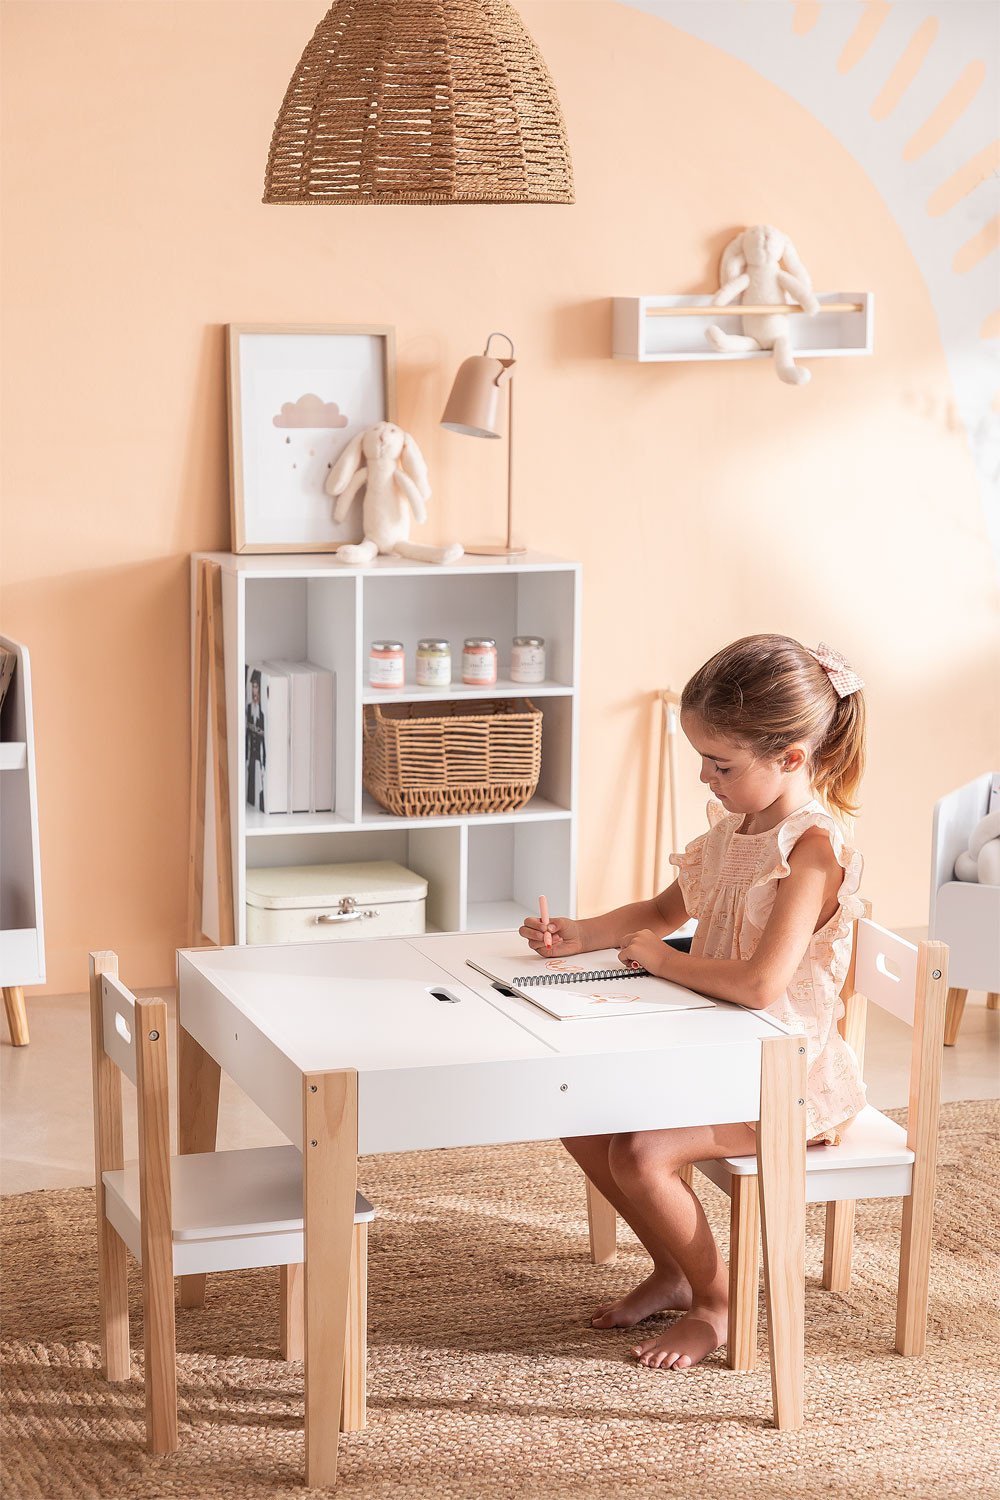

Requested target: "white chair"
[
  {"left": 89, "top": 950, "right": 374, "bottom": 1453},
  {"left": 693, "top": 921, "right": 948, "bottom": 1369},
  {"left": 929, "top": 772, "right": 1000, "bottom": 1044}
]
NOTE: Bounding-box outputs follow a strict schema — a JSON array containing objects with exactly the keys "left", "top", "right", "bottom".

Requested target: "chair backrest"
[
  {"left": 89, "top": 950, "right": 172, "bottom": 1245},
  {"left": 841, "top": 919, "right": 949, "bottom": 1160},
  {"left": 929, "top": 772, "right": 993, "bottom": 931}
]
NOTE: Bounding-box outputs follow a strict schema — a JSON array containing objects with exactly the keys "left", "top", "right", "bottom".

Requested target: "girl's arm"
[
  {"left": 619, "top": 830, "right": 842, "bottom": 1008},
  {"left": 520, "top": 879, "right": 689, "bottom": 956},
  {"left": 581, "top": 880, "right": 689, "bottom": 949}
]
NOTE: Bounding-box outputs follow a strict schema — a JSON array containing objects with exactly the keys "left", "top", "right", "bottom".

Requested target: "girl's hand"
[
  {"left": 618, "top": 929, "right": 666, "bottom": 975},
  {"left": 519, "top": 915, "right": 584, "bottom": 957}
]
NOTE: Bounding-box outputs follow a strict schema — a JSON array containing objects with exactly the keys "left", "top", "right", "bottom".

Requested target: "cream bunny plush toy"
[
  {"left": 954, "top": 810, "right": 1000, "bottom": 885},
  {"left": 705, "top": 224, "right": 820, "bottom": 386},
  {"left": 325, "top": 422, "right": 463, "bottom": 565}
]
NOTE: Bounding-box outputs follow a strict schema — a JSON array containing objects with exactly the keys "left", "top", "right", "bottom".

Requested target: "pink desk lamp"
[{"left": 440, "top": 332, "right": 526, "bottom": 557}]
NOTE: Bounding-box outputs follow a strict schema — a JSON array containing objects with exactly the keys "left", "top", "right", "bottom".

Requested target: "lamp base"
[{"left": 463, "top": 542, "right": 528, "bottom": 557}]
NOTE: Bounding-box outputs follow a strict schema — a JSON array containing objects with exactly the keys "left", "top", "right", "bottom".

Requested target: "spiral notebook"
[{"left": 466, "top": 949, "right": 714, "bottom": 1021}]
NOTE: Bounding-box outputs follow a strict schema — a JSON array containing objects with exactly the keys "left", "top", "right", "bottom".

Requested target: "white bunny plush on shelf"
[
  {"left": 325, "top": 422, "right": 463, "bottom": 565},
  {"left": 954, "top": 810, "right": 1000, "bottom": 886},
  {"left": 705, "top": 224, "right": 820, "bottom": 386}
]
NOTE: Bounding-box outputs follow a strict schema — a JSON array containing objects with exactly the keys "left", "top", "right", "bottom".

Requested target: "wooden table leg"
[
  {"left": 585, "top": 1175, "right": 618, "bottom": 1265},
  {"left": 304, "top": 1069, "right": 358, "bottom": 1490},
  {"left": 3, "top": 986, "right": 29, "bottom": 1046},
  {"left": 176, "top": 1021, "right": 221, "bottom": 1308},
  {"left": 757, "top": 1033, "right": 807, "bottom": 1431}
]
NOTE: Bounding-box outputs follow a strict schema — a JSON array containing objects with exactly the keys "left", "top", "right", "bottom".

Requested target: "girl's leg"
[
  {"left": 562, "top": 1134, "right": 693, "bottom": 1325},
  {"left": 607, "top": 1121, "right": 757, "bottom": 1371}
]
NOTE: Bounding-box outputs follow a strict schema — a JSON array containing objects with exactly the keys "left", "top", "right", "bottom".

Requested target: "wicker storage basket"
[{"left": 363, "top": 698, "right": 542, "bottom": 817}]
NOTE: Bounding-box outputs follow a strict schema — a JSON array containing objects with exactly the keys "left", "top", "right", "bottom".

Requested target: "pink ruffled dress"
[{"left": 670, "top": 798, "right": 867, "bottom": 1139}]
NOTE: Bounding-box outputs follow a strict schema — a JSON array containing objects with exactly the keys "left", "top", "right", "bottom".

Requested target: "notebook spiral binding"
[{"left": 513, "top": 966, "right": 651, "bottom": 986}]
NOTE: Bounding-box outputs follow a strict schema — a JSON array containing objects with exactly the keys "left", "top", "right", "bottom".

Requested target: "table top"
[{"left": 178, "top": 933, "right": 789, "bottom": 1153}]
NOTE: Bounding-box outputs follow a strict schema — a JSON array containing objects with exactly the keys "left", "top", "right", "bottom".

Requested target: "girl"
[{"left": 519, "top": 635, "right": 867, "bottom": 1374}]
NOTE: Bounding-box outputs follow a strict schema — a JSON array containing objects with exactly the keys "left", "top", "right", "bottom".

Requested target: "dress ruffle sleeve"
[
  {"left": 742, "top": 805, "right": 865, "bottom": 941},
  {"left": 669, "top": 799, "right": 731, "bottom": 921}
]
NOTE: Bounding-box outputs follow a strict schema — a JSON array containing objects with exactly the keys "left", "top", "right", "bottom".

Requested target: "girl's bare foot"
[
  {"left": 591, "top": 1268, "right": 693, "bottom": 1329},
  {"left": 632, "top": 1300, "right": 728, "bottom": 1370}
]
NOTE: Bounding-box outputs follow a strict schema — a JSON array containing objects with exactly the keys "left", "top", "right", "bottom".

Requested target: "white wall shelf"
[
  {"left": 612, "top": 292, "right": 874, "bottom": 363},
  {"left": 193, "top": 551, "right": 580, "bottom": 946},
  {"left": 0, "top": 637, "right": 45, "bottom": 991}
]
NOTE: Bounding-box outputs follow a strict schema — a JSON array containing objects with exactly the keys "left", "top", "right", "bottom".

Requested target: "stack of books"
[{"left": 245, "top": 661, "right": 335, "bottom": 815}]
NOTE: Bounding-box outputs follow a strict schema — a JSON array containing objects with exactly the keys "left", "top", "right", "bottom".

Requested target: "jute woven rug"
[{"left": 2, "top": 1100, "right": 998, "bottom": 1499}]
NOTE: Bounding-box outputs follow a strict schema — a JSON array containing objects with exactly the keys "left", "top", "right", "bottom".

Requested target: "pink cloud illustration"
[{"left": 272, "top": 394, "right": 349, "bottom": 429}]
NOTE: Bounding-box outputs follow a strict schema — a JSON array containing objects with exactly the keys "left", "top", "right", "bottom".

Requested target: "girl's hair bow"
[{"left": 806, "top": 642, "right": 864, "bottom": 699}]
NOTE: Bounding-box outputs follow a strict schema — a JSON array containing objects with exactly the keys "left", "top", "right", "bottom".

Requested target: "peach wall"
[{"left": 2, "top": 1, "right": 997, "bottom": 995}]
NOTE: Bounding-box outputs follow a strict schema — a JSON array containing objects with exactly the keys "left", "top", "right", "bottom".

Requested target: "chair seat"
[
  {"left": 696, "top": 1106, "right": 914, "bottom": 1204},
  {"left": 103, "top": 1144, "right": 374, "bottom": 1274}
]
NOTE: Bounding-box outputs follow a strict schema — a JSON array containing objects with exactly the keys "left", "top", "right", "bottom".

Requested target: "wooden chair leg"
[
  {"left": 726, "top": 1174, "right": 760, "bottom": 1372},
  {"left": 340, "top": 1222, "right": 368, "bottom": 1433},
  {"left": 177, "top": 1025, "right": 221, "bottom": 1309},
  {"left": 895, "top": 944, "right": 948, "bottom": 1356},
  {"left": 280, "top": 1263, "right": 304, "bottom": 1362},
  {"left": 822, "top": 1200, "right": 856, "bottom": 1293},
  {"left": 987, "top": 992, "right": 1000, "bottom": 1011},
  {"left": 585, "top": 1175, "right": 618, "bottom": 1265},
  {"left": 943, "top": 987, "right": 967, "bottom": 1046},
  {"left": 3, "top": 986, "right": 29, "bottom": 1046},
  {"left": 679, "top": 1162, "right": 694, "bottom": 1189},
  {"left": 136, "top": 1005, "right": 178, "bottom": 1454},
  {"left": 89, "top": 953, "right": 130, "bottom": 1382}
]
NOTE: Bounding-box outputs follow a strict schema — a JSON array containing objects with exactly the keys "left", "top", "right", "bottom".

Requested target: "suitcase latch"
[{"left": 314, "top": 897, "right": 379, "bottom": 925}]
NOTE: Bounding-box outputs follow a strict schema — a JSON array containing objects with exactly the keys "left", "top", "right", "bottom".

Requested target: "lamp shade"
[
  {"left": 440, "top": 355, "right": 515, "bottom": 438},
  {"left": 263, "top": 0, "right": 574, "bottom": 206}
]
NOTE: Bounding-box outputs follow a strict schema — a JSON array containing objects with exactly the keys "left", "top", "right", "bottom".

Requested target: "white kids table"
[{"left": 176, "top": 930, "right": 807, "bottom": 1488}]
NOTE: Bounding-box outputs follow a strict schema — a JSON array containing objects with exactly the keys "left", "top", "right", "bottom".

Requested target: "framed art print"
[{"left": 227, "top": 324, "right": 396, "bottom": 553}]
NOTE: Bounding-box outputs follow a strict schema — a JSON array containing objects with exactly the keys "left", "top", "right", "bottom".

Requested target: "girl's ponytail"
[{"left": 811, "top": 689, "right": 866, "bottom": 822}]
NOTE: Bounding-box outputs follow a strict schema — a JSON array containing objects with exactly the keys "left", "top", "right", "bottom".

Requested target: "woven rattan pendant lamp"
[{"left": 263, "top": 0, "right": 574, "bottom": 205}]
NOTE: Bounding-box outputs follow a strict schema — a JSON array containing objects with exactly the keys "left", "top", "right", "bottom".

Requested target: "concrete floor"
[{"left": 3, "top": 985, "right": 998, "bottom": 1197}]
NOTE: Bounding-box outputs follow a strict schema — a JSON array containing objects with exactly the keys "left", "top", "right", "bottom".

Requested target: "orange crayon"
[{"left": 538, "top": 895, "right": 552, "bottom": 950}]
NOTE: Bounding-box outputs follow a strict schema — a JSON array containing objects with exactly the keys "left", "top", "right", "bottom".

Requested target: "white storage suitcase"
[{"left": 246, "top": 861, "right": 428, "bottom": 945}]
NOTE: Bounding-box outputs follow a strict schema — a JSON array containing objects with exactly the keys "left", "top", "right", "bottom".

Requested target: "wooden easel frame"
[{"left": 187, "top": 559, "right": 235, "bottom": 948}]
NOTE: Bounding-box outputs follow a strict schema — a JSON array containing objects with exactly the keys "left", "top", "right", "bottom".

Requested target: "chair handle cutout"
[
  {"left": 875, "top": 951, "right": 902, "bottom": 983},
  {"left": 114, "top": 1010, "right": 132, "bottom": 1044}
]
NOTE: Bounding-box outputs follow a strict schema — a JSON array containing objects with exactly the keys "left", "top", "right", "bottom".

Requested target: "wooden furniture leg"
[
  {"left": 176, "top": 1023, "right": 221, "bottom": 1309},
  {"left": 822, "top": 1200, "right": 856, "bottom": 1293},
  {"left": 943, "top": 987, "right": 967, "bottom": 1046},
  {"left": 280, "top": 1263, "right": 304, "bottom": 1362},
  {"left": 187, "top": 560, "right": 210, "bottom": 948},
  {"left": 726, "top": 1174, "right": 760, "bottom": 1372},
  {"left": 341, "top": 1221, "right": 368, "bottom": 1433},
  {"left": 304, "top": 1069, "right": 358, "bottom": 1489},
  {"left": 896, "top": 946, "right": 948, "bottom": 1356},
  {"left": 987, "top": 992, "right": 1000, "bottom": 1011},
  {"left": 585, "top": 1175, "right": 618, "bottom": 1265},
  {"left": 757, "top": 1033, "right": 807, "bottom": 1431},
  {"left": 135, "top": 998, "right": 179, "bottom": 1454},
  {"left": 88, "top": 953, "right": 131, "bottom": 1381},
  {"left": 3, "top": 986, "right": 29, "bottom": 1046}
]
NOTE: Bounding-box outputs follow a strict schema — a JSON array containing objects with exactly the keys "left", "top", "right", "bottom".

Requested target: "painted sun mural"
[{"left": 622, "top": 0, "right": 1000, "bottom": 572}]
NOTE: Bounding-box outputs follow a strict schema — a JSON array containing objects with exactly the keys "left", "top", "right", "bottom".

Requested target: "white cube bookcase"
[{"left": 192, "top": 552, "right": 580, "bottom": 945}]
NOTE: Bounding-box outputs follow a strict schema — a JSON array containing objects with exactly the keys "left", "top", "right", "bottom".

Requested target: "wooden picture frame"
[{"left": 227, "top": 324, "right": 397, "bottom": 554}]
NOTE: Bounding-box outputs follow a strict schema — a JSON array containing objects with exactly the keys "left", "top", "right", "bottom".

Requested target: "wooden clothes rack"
[
  {"left": 187, "top": 559, "right": 235, "bottom": 948},
  {"left": 653, "top": 688, "right": 683, "bottom": 892}
]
